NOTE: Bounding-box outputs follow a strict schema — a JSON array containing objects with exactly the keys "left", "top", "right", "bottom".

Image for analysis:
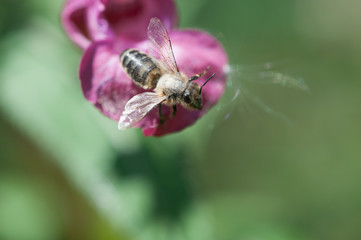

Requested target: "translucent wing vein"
[
  {"left": 148, "top": 17, "right": 179, "bottom": 73},
  {"left": 118, "top": 92, "right": 166, "bottom": 130}
]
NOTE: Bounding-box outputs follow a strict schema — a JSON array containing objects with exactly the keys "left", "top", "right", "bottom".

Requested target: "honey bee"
[{"left": 118, "top": 17, "right": 215, "bottom": 130}]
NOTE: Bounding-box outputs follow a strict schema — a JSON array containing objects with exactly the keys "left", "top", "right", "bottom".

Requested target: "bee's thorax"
[{"left": 155, "top": 73, "right": 188, "bottom": 105}]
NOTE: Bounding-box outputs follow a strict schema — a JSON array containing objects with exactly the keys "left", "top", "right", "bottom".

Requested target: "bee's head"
[
  {"left": 182, "top": 82, "right": 202, "bottom": 110},
  {"left": 182, "top": 73, "right": 216, "bottom": 110}
]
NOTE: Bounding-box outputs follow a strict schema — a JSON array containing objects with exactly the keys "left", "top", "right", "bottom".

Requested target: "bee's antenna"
[
  {"left": 199, "top": 73, "right": 216, "bottom": 94},
  {"left": 189, "top": 66, "right": 210, "bottom": 82}
]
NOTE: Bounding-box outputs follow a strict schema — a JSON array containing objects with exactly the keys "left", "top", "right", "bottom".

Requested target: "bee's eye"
[{"left": 184, "top": 94, "right": 192, "bottom": 104}]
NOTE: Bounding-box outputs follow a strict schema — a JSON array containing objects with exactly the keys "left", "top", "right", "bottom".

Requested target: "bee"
[{"left": 118, "top": 17, "right": 215, "bottom": 130}]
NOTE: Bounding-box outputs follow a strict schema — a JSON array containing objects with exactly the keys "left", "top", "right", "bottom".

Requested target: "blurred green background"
[{"left": 1, "top": 0, "right": 361, "bottom": 239}]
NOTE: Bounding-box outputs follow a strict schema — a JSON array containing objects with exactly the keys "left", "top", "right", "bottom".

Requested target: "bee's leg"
[
  {"left": 158, "top": 104, "right": 165, "bottom": 125},
  {"left": 170, "top": 105, "right": 177, "bottom": 118},
  {"left": 159, "top": 105, "right": 176, "bottom": 125}
]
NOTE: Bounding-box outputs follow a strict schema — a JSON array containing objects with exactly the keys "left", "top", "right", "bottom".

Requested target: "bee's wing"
[
  {"left": 148, "top": 17, "right": 179, "bottom": 73},
  {"left": 118, "top": 92, "right": 167, "bottom": 130}
]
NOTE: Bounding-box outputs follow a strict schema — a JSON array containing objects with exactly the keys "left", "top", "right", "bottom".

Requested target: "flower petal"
[
  {"left": 62, "top": 0, "right": 94, "bottom": 49},
  {"left": 79, "top": 40, "right": 136, "bottom": 120},
  {"left": 100, "top": 0, "right": 177, "bottom": 42},
  {"left": 62, "top": 0, "right": 178, "bottom": 49}
]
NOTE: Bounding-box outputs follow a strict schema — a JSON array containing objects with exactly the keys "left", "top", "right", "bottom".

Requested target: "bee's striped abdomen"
[{"left": 120, "top": 49, "right": 161, "bottom": 89}]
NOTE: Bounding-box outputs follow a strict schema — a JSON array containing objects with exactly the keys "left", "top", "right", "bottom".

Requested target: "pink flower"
[{"left": 62, "top": 0, "right": 228, "bottom": 136}]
